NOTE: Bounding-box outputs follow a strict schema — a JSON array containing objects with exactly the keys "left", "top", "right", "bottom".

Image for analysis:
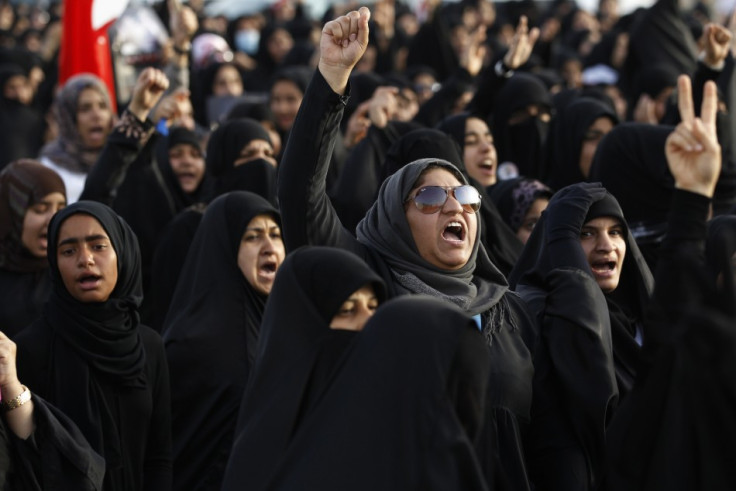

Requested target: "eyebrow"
[{"left": 58, "top": 234, "right": 109, "bottom": 247}]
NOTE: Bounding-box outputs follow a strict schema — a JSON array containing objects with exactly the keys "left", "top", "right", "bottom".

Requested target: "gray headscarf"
[{"left": 356, "top": 158, "right": 509, "bottom": 317}]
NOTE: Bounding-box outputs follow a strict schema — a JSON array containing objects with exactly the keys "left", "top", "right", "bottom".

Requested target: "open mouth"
[
  {"left": 258, "top": 260, "right": 278, "bottom": 279},
  {"left": 78, "top": 273, "right": 101, "bottom": 289},
  {"left": 478, "top": 159, "right": 495, "bottom": 171},
  {"left": 442, "top": 221, "right": 466, "bottom": 242},
  {"left": 591, "top": 260, "right": 616, "bottom": 276}
]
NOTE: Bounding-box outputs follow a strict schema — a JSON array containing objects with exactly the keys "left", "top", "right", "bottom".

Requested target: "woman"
[
  {"left": 162, "top": 191, "right": 285, "bottom": 491},
  {"left": 15, "top": 201, "right": 172, "bottom": 491},
  {"left": 253, "top": 296, "right": 492, "bottom": 490},
  {"left": 278, "top": 9, "right": 537, "bottom": 489},
  {"left": 222, "top": 245, "right": 386, "bottom": 491},
  {"left": 489, "top": 177, "right": 552, "bottom": 245},
  {"left": 0, "top": 159, "right": 66, "bottom": 336},
  {"left": 508, "top": 183, "right": 653, "bottom": 490},
  {"left": 38, "top": 74, "right": 114, "bottom": 203},
  {"left": 437, "top": 112, "right": 499, "bottom": 188},
  {"left": 268, "top": 66, "right": 311, "bottom": 158}
]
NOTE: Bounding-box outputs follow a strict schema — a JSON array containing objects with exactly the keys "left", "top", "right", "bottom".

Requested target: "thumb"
[{"left": 357, "top": 7, "right": 371, "bottom": 47}]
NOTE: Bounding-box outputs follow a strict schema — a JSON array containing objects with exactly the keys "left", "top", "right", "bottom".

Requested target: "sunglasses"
[{"left": 405, "top": 185, "right": 481, "bottom": 214}]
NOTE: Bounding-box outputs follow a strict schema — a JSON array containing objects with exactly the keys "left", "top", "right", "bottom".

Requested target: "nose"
[
  {"left": 77, "top": 247, "right": 94, "bottom": 267},
  {"left": 353, "top": 303, "right": 375, "bottom": 331},
  {"left": 595, "top": 233, "right": 615, "bottom": 252},
  {"left": 442, "top": 189, "right": 464, "bottom": 214}
]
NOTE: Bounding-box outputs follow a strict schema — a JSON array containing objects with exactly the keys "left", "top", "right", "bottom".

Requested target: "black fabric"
[
  {"left": 162, "top": 191, "right": 279, "bottom": 491},
  {"left": 588, "top": 123, "right": 674, "bottom": 271},
  {"left": 489, "top": 73, "right": 552, "bottom": 179},
  {"left": 544, "top": 97, "right": 618, "bottom": 190},
  {"left": 489, "top": 177, "right": 553, "bottom": 234},
  {"left": 0, "top": 64, "right": 44, "bottom": 169},
  {"left": 607, "top": 190, "right": 736, "bottom": 491},
  {"left": 15, "top": 201, "right": 172, "bottom": 491},
  {"left": 222, "top": 246, "right": 386, "bottom": 491},
  {"left": 508, "top": 184, "right": 652, "bottom": 490},
  {"left": 706, "top": 215, "right": 736, "bottom": 311},
  {"left": 260, "top": 296, "right": 491, "bottom": 491},
  {"left": 277, "top": 69, "right": 539, "bottom": 490}
]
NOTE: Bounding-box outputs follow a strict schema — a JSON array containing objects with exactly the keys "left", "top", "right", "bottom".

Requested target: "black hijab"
[
  {"left": 261, "top": 296, "right": 491, "bottom": 491},
  {"left": 491, "top": 73, "right": 552, "bottom": 178},
  {"left": 162, "top": 191, "right": 280, "bottom": 490},
  {"left": 0, "top": 64, "right": 44, "bottom": 168},
  {"left": 153, "top": 126, "right": 210, "bottom": 211},
  {"left": 544, "top": 97, "right": 618, "bottom": 190},
  {"left": 356, "top": 158, "right": 509, "bottom": 316},
  {"left": 588, "top": 123, "right": 674, "bottom": 271},
  {"left": 42, "top": 201, "right": 146, "bottom": 469},
  {"left": 222, "top": 246, "right": 386, "bottom": 491},
  {"left": 510, "top": 188, "right": 654, "bottom": 396}
]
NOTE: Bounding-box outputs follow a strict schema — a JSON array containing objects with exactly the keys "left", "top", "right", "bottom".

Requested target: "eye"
[
  {"left": 610, "top": 228, "right": 624, "bottom": 236},
  {"left": 59, "top": 247, "right": 75, "bottom": 256},
  {"left": 244, "top": 234, "right": 259, "bottom": 242},
  {"left": 269, "top": 231, "right": 282, "bottom": 240},
  {"left": 580, "top": 230, "right": 594, "bottom": 238}
]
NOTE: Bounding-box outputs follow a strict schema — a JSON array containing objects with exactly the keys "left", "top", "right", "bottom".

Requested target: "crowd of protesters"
[{"left": 0, "top": 0, "right": 734, "bottom": 489}]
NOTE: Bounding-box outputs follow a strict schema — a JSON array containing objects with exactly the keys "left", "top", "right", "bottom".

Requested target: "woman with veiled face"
[
  {"left": 0, "top": 160, "right": 66, "bottom": 336},
  {"left": 39, "top": 74, "right": 114, "bottom": 202},
  {"left": 14, "top": 201, "right": 172, "bottom": 490},
  {"left": 275, "top": 8, "right": 539, "bottom": 489},
  {"left": 163, "top": 191, "right": 285, "bottom": 491}
]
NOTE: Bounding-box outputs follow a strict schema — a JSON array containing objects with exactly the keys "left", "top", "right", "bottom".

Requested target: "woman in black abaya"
[
  {"left": 163, "top": 191, "right": 285, "bottom": 491},
  {"left": 14, "top": 201, "right": 172, "bottom": 491},
  {"left": 261, "top": 296, "right": 491, "bottom": 491},
  {"left": 0, "top": 160, "right": 66, "bottom": 336},
  {"left": 222, "top": 246, "right": 386, "bottom": 491}
]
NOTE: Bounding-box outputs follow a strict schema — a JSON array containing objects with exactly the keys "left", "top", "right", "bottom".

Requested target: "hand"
[
  {"left": 633, "top": 93, "right": 658, "bottom": 124},
  {"left": 344, "top": 99, "right": 372, "bottom": 147},
  {"left": 503, "top": 16, "right": 540, "bottom": 70},
  {"left": 319, "top": 6, "right": 371, "bottom": 94},
  {"left": 665, "top": 75, "right": 721, "bottom": 198},
  {"left": 0, "top": 331, "right": 21, "bottom": 399},
  {"left": 169, "top": 0, "right": 198, "bottom": 48},
  {"left": 460, "top": 26, "right": 487, "bottom": 77},
  {"left": 545, "top": 182, "right": 608, "bottom": 243},
  {"left": 368, "top": 86, "right": 398, "bottom": 128},
  {"left": 701, "top": 23, "right": 732, "bottom": 67},
  {"left": 128, "top": 68, "right": 170, "bottom": 122},
  {"left": 152, "top": 87, "right": 191, "bottom": 126}
]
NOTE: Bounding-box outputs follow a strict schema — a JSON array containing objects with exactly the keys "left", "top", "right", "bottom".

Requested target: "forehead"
[
  {"left": 583, "top": 216, "right": 624, "bottom": 228},
  {"left": 77, "top": 87, "right": 105, "bottom": 104},
  {"left": 246, "top": 213, "right": 279, "bottom": 228},
  {"left": 58, "top": 213, "right": 107, "bottom": 238},
  {"left": 241, "top": 139, "right": 271, "bottom": 150},
  {"left": 465, "top": 117, "right": 489, "bottom": 133},
  {"left": 413, "top": 167, "right": 463, "bottom": 189}
]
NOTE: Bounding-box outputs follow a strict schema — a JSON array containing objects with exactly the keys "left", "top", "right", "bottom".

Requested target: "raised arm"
[{"left": 277, "top": 7, "right": 372, "bottom": 254}]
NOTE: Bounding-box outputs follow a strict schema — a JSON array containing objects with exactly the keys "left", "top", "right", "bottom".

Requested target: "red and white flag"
[{"left": 59, "top": 0, "right": 130, "bottom": 112}]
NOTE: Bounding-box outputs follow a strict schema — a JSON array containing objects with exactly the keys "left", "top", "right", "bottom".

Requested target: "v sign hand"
[
  {"left": 319, "top": 7, "right": 371, "bottom": 95},
  {"left": 665, "top": 75, "right": 721, "bottom": 198}
]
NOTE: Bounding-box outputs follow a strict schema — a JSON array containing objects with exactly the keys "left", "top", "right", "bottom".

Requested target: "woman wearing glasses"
[{"left": 277, "top": 8, "right": 539, "bottom": 490}]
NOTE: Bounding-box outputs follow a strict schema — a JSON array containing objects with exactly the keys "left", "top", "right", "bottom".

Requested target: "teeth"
[{"left": 448, "top": 221, "right": 462, "bottom": 228}]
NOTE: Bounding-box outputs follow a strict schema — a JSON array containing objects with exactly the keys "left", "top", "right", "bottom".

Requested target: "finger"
[
  {"left": 357, "top": 7, "right": 371, "bottom": 47},
  {"left": 0, "top": 331, "right": 7, "bottom": 341},
  {"left": 528, "top": 26, "right": 540, "bottom": 47},
  {"left": 701, "top": 80, "right": 718, "bottom": 129},
  {"left": 669, "top": 125, "right": 702, "bottom": 152},
  {"left": 517, "top": 15, "right": 528, "bottom": 35},
  {"left": 677, "top": 75, "right": 695, "bottom": 125}
]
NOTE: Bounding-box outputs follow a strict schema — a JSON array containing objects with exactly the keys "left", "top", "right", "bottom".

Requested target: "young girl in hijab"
[
  {"left": 234, "top": 296, "right": 491, "bottom": 491},
  {"left": 163, "top": 191, "right": 285, "bottom": 491},
  {"left": 277, "top": 9, "right": 538, "bottom": 489},
  {"left": 222, "top": 246, "right": 386, "bottom": 491},
  {"left": 38, "top": 74, "right": 115, "bottom": 203},
  {"left": 0, "top": 159, "right": 65, "bottom": 336},
  {"left": 14, "top": 201, "right": 172, "bottom": 491},
  {"left": 489, "top": 177, "right": 552, "bottom": 244}
]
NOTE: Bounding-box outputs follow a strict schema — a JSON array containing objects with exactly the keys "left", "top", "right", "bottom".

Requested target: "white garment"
[{"left": 39, "top": 156, "right": 87, "bottom": 204}]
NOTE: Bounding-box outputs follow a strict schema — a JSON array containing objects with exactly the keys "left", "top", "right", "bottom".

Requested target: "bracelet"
[
  {"left": 3, "top": 385, "right": 31, "bottom": 412},
  {"left": 173, "top": 43, "right": 192, "bottom": 55}
]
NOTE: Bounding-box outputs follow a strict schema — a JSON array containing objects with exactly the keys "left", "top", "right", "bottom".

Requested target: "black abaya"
[{"left": 162, "top": 191, "right": 280, "bottom": 491}]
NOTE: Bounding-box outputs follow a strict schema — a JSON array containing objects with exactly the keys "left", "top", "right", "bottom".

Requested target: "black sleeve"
[
  {"left": 79, "top": 111, "right": 156, "bottom": 205},
  {"left": 277, "top": 69, "right": 365, "bottom": 255}
]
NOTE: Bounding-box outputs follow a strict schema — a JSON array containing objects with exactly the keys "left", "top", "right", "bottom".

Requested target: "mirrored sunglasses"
[{"left": 405, "top": 185, "right": 481, "bottom": 214}]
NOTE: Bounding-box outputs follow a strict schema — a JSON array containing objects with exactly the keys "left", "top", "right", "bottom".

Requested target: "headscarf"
[
  {"left": 163, "top": 191, "right": 281, "bottom": 490},
  {"left": 222, "top": 246, "right": 386, "bottom": 491},
  {"left": 253, "top": 296, "right": 491, "bottom": 491},
  {"left": 39, "top": 74, "right": 114, "bottom": 173},
  {"left": 153, "top": 126, "right": 210, "bottom": 210},
  {"left": 490, "top": 73, "right": 552, "bottom": 178},
  {"left": 0, "top": 64, "right": 44, "bottom": 167},
  {"left": 206, "top": 118, "right": 272, "bottom": 177},
  {"left": 544, "top": 97, "right": 618, "bottom": 190},
  {"left": 490, "top": 177, "right": 553, "bottom": 233},
  {"left": 589, "top": 123, "right": 674, "bottom": 270},
  {"left": 0, "top": 159, "right": 66, "bottom": 272},
  {"left": 356, "top": 158, "right": 509, "bottom": 317},
  {"left": 43, "top": 200, "right": 146, "bottom": 469}
]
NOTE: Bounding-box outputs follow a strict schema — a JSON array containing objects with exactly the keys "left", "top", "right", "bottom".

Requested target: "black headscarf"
[
  {"left": 356, "top": 158, "right": 509, "bottom": 316},
  {"left": 589, "top": 123, "right": 674, "bottom": 271},
  {"left": 0, "top": 64, "right": 44, "bottom": 168},
  {"left": 491, "top": 73, "right": 552, "bottom": 178},
  {"left": 163, "top": 191, "right": 280, "bottom": 490},
  {"left": 0, "top": 159, "right": 66, "bottom": 272},
  {"left": 510, "top": 188, "right": 654, "bottom": 396},
  {"left": 544, "top": 97, "right": 618, "bottom": 190},
  {"left": 153, "top": 126, "right": 209, "bottom": 210},
  {"left": 43, "top": 201, "right": 146, "bottom": 469},
  {"left": 222, "top": 246, "right": 386, "bottom": 491},
  {"left": 257, "top": 296, "right": 491, "bottom": 491},
  {"left": 490, "top": 177, "right": 553, "bottom": 233}
]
